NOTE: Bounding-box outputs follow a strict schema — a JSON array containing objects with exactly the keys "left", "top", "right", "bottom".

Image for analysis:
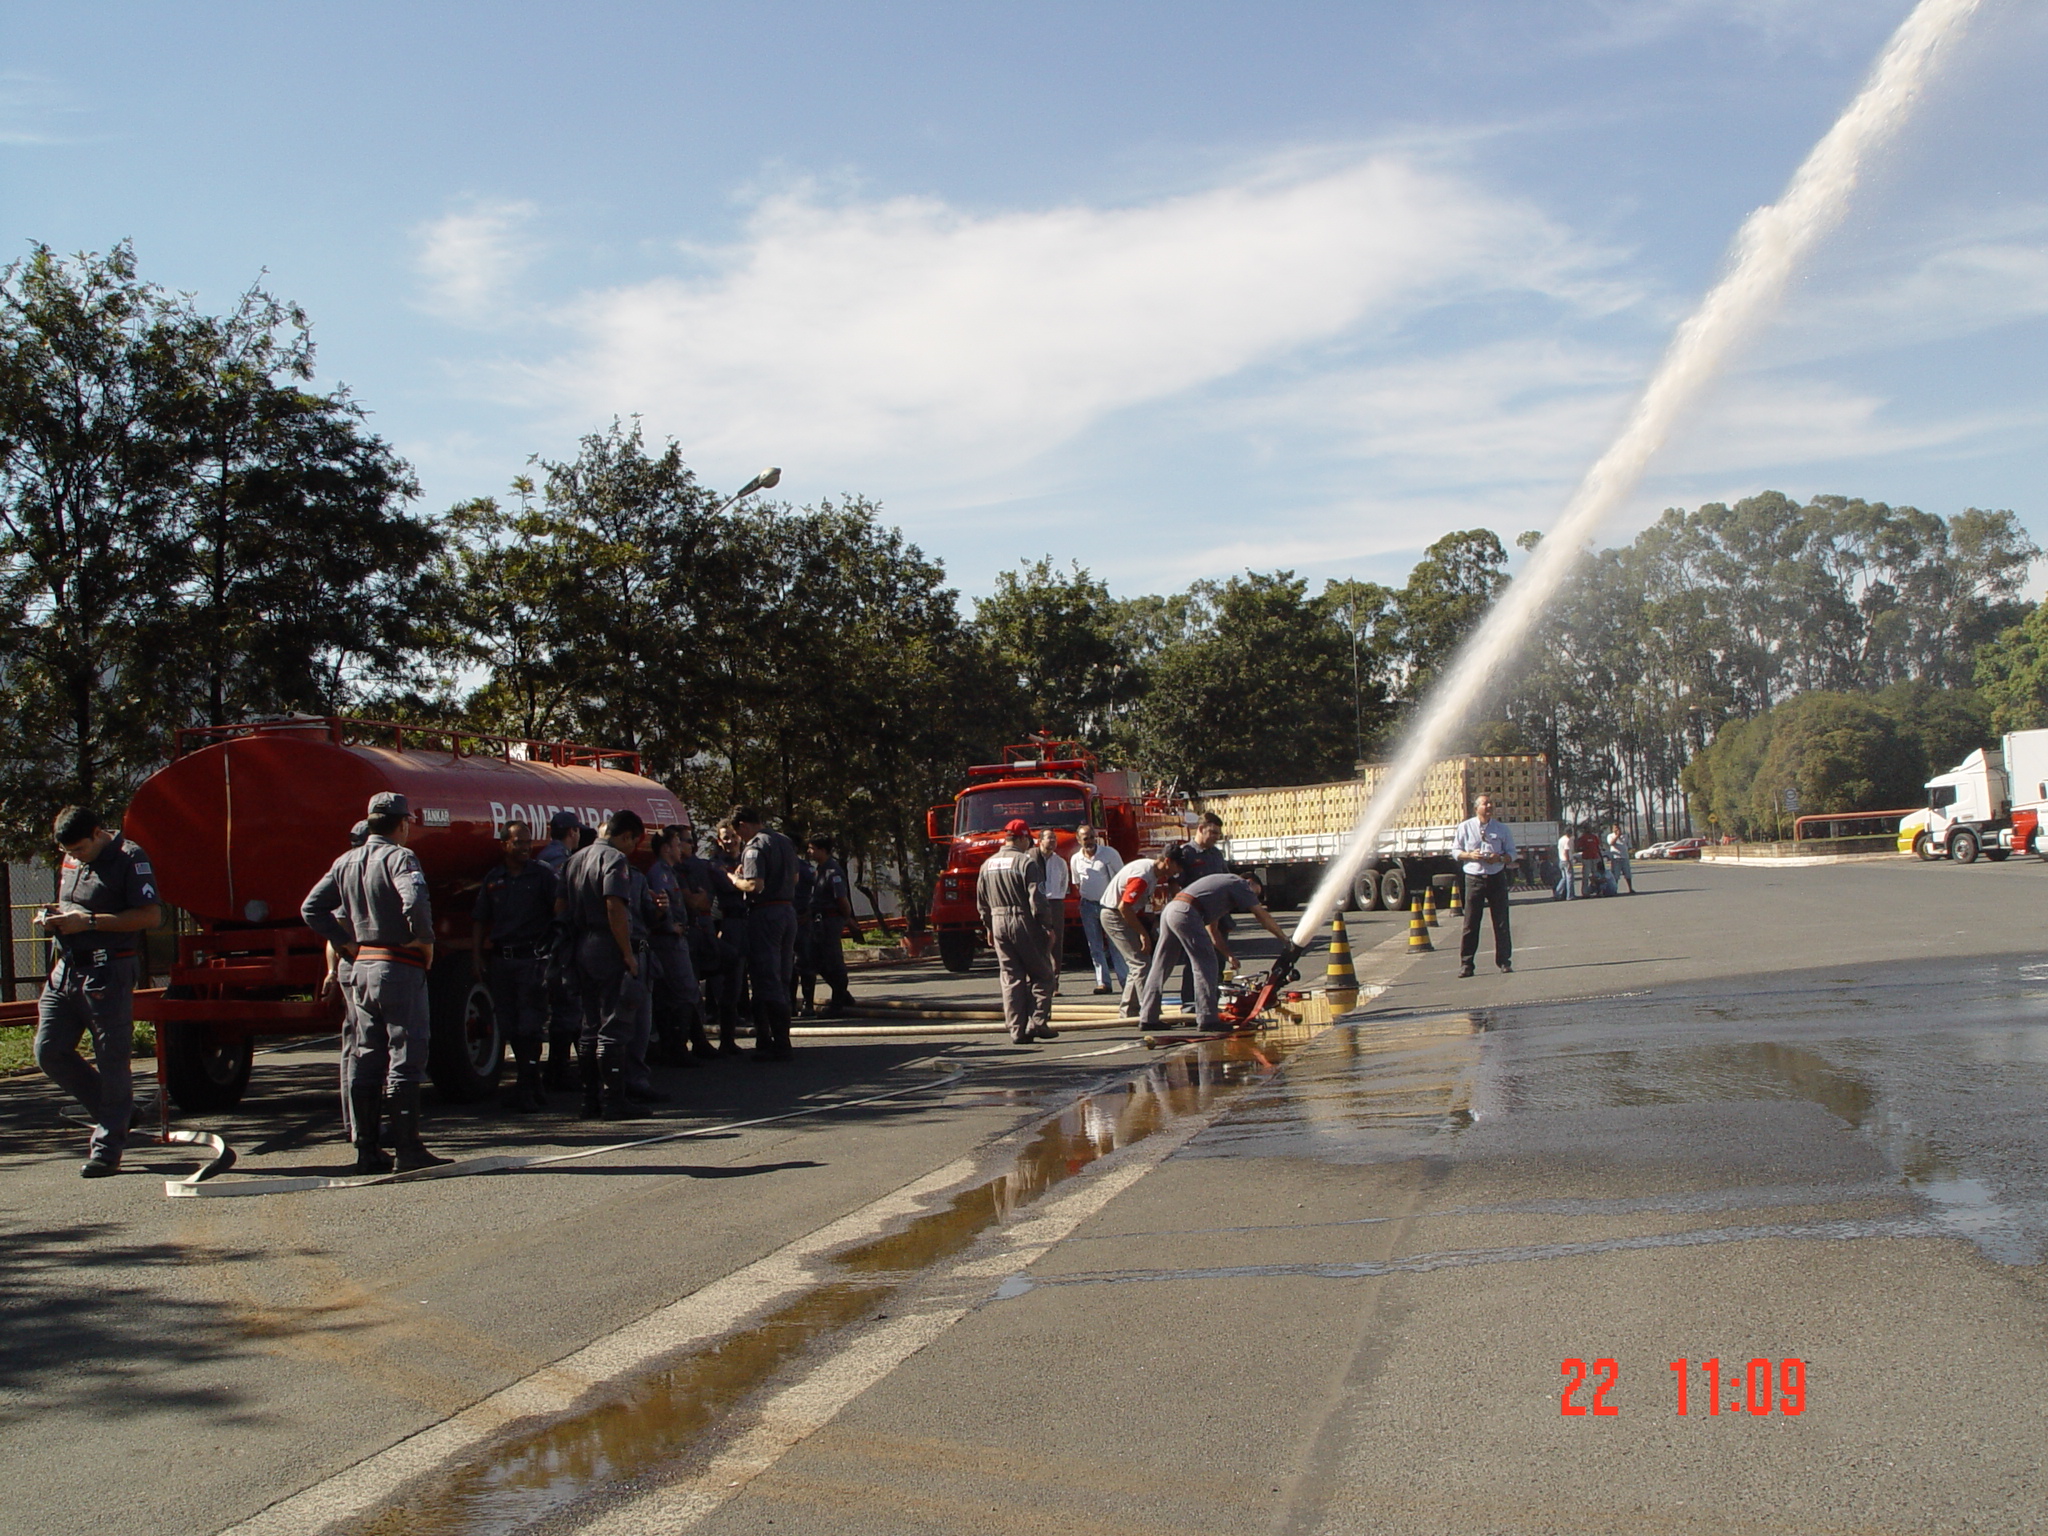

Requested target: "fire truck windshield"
[{"left": 956, "top": 785, "right": 1090, "bottom": 833}]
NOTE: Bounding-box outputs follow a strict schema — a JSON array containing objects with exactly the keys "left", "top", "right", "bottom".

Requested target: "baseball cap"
[
  {"left": 1003, "top": 818, "right": 1032, "bottom": 836},
  {"left": 348, "top": 820, "right": 370, "bottom": 847},
  {"left": 367, "top": 791, "right": 410, "bottom": 818},
  {"left": 548, "top": 809, "right": 580, "bottom": 836}
]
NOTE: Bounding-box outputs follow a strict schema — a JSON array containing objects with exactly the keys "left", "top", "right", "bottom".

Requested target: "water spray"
[{"left": 1293, "top": 0, "right": 1981, "bottom": 948}]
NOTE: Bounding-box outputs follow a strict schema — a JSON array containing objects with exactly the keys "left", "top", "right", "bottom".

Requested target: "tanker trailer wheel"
[
  {"left": 1379, "top": 866, "right": 1408, "bottom": 912},
  {"left": 937, "top": 929, "right": 977, "bottom": 974},
  {"left": 158, "top": 987, "right": 255, "bottom": 1113},
  {"left": 427, "top": 957, "right": 503, "bottom": 1102},
  {"left": 1352, "top": 868, "right": 1383, "bottom": 912},
  {"left": 1950, "top": 829, "right": 1980, "bottom": 865}
]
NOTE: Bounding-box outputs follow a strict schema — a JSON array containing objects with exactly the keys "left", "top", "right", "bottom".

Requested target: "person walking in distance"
[
  {"left": 1035, "top": 827, "right": 1068, "bottom": 987},
  {"left": 1555, "top": 827, "right": 1577, "bottom": 901},
  {"left": 302, "top": 792, "right": 450, "bottom": 1172},
  {"left": 472, "top": 819, "right": 557, "bottom": 1111},
  {"left": 978, "top": 819, "right": 1057, "bottom": 1044},
  {"left": 1138, "top": 871, "right": 1289, "bottom": 1033},
  {"left": 1069, "top": 824, "right": 1123, "bottom": 996},
  {"left": 1099, "top": 845, "right": 1180, "bottom": 1018},
  {"left": 729, "top": 806, "right": 801, "bottom": 1061},
  {"left": 559, "top": 809, "right": 649, "bottom": 1119},
  {"left": 33, "top": 807, "right": 162, "bottom": 1178},
  {"left": 1455, "top": 794, "right": 1517, "bottom": 979},
  {"left": 1606, "top": 823, "right": 1635, "bottom": 895}
]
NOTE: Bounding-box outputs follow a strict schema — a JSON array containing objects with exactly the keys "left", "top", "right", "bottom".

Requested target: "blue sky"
[{"left": 5, "top": 1, "right": 2045, "bottom": 598}]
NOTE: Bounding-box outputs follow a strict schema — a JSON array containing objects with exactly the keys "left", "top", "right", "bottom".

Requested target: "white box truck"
[{"left": 1908, "top": 728, "right": 2048, "bottom": 863}]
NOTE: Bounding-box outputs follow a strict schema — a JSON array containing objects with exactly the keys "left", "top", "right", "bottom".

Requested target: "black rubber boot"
[
  {"left": 545, "top": 1039, "right": 579, "bottom": 1091},
  {"left": 717, "top": 1020, "right": 743, "bottom": 1057},
  {"left": 599, "top": 1048, "right": 639, "bottom": 1120},
  {"left": 349, "top": 1084, "right": 393, "bottom": 1174},
  {"left": 687, "top": 1014, "right": 718, "bottom": 1062},
  {"left": 388, "top": 1084, "right": 452, "bottom": 1171},
  {"left": 577, "top": 1047, "right": 603, "bottom": 1119},
  {"left": 504, "top": 1043, "right": 544, "bottom": 1112}
]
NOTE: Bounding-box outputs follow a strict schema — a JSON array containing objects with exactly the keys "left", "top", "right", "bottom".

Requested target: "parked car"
[
  {"left": 1664, "top": 837, "right": 1706, "bottom": 860},
  {"left": 1640, "top": 841, "right": 1672, "bottom": 859}
]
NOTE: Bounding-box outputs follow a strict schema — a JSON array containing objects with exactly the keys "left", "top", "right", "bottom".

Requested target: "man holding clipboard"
[{"left": 1454, "top": 794, "right": 1516, "bottom": 979}]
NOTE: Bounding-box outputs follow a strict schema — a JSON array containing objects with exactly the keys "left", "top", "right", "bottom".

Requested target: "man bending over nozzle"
[
  {"left": 303, "top": 793, "right": 448, "bottom": 1173},
  {"left": 1137, "top": 871, "right": 1288, "bottom": 1033}
]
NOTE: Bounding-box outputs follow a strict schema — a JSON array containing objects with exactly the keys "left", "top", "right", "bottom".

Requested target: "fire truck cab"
[{"left": 925, "top": 740, "right": 1182, "bottom": 974}]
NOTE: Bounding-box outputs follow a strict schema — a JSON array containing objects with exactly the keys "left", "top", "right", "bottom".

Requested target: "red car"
[{"left": 1664, "top": 837, "right": 1706, "bottom": 860}]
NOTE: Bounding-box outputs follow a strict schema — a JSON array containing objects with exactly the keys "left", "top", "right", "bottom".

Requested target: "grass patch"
[{"left": 0, "top": 1020, "right": 154, "bottom": 1075}]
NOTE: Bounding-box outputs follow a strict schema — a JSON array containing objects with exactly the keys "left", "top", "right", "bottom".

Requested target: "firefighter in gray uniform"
[
  {"left": 534, "top": 810, "right": 583, "bottom": 1090},
  {"left": 559, "top": 808, "right": 648, "bottom": 1118},
  {"left": 323, "top": 819, "right": 371, "bottom": 1142},
  {"left": 472, "top": 819, "right": 557, "bottom": 1112},
  {"left": 1138, "top": 871, "right": 1291, "bottom": 1032},
  {"left": 682, "top": 830, "right": 745, "bottom": 1056},
  {"left": 32, "top": 806, "right": 162, "bottom": 1178},
  {"left": 302, "top": 792, "right": 450, "bottom": 1173},
  {"left": 977, "top": 818, "right": 1058, "bottom": 1044},
  {"left": 646, "top": 825, "right": 712, "bottom": 1063},
  {"left": 730, "top": 805, "right": 799, "bottom": 1060},
  {"left": 800, "top": 835, "right": 858, "bottom": 1017}
]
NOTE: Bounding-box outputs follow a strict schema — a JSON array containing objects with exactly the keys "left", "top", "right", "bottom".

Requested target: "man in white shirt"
[
  {"left": 1068, "top": 825, "right": 1123, "bottom": 995},
  {"left": 1555, "top": 829, "right": 1576, "bottom": 901},
  {"left": 1456, "top": 794, "right": 1517, "bottom": 978},
  {"left": 1036, "top": 828, "right": 1070, "bottom": 982}
]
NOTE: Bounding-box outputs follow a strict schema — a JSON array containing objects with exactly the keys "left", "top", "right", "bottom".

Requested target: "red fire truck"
[{"left": 925, "top": 739, "right": 1184, "bottom": 973}]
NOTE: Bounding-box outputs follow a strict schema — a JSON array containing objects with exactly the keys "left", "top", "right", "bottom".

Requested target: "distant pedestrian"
[
  {"left": 1100, "top": 846, "right": 1181, "bottom": 1018},
  {"left": 1555, "top": 828, "right": 1576, "bottom": 901},
  {"left": 1454, "top": 794, "right": 1516, "bottom": 978},
  {"left": 1137, "top": 872, "right": 1288, "bottom": 1033},
  {"left": 1606, "top": 824, "right": 1635, "bottom": 894},
  {"left": 33, "top": 807, "right": 162, "bottom": 1179},
  {"left": 978, "top": 819, "right": 1056, "bottom": 1043},
  {"left": 1068, "top": 825, "right": 1123, "bottom": 996}
]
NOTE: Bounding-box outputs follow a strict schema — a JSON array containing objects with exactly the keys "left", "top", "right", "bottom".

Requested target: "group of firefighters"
[{"left": 297, "top": 796, "right": 867, "bottom": 1172}]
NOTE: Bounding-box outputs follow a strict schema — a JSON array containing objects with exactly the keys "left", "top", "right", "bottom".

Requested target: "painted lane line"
[{"left": 574, "top": 1104, "right": 1222, "bottom": 1535}]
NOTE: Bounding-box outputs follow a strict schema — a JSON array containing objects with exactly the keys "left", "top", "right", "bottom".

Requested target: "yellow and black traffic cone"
[
  {"left": 1424, "top": 883, "right": 1440, "bottom": 927},
  {"left": 1407, "top": 894, "right": 1433, "bottom": 951},
  {"left": 1448, "top": 878, "right": 1463, "bottom": 916},
  {"left": 1324, "top": 912, "right": 1358, "bottom": 993}
]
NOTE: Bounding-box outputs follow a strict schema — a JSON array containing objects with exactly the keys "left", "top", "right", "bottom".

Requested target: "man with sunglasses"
[{"left": 32, "top": 806, "right": 161, "bottom": 1178}]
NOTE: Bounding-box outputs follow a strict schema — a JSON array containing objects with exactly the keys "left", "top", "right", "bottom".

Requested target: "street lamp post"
[{"left": 714, "top": 466, "right": 782, "bottom": 515}]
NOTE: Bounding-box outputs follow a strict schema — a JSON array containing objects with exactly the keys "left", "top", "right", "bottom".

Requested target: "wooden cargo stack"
[{"left": 1193, "top": 755, "right": 1549, "bottom": 836}]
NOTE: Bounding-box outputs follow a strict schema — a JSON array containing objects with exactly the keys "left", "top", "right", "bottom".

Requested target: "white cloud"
[
  {"left": 529, "top": 155, "right": 1626, "bottom": 488},
  {"left": 414, "top": 199, "right": 539, "bottom": 320}
]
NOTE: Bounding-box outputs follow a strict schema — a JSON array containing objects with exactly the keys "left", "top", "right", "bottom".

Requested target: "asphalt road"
[{"left": 6, "top": 858, "right": 2047, "bottom": 1535}]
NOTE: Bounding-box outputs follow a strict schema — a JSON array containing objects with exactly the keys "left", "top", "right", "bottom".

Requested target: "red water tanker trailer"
[{"left": 123, "top": 716, "right": 688, "bottom": 1112}]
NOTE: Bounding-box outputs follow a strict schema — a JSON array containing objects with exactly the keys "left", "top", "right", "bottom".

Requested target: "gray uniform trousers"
[
  {"left": 575, "top": 933, "right": 648, "bottom": 1058},
  {"left": 1139, "top": 902, "right": 1220, "bottom": 1028},
  {"left": 1100, "top": 907, "right": 1150, "bottom": 1015},
  {"left": 988, "top": 908, "right": 1057, "bottom": 1040},
  {"left": 648, "top": 939, "right": 701, "bottom": 1039},
  {"left": 747, "top": 904, "right": 798, "bottom": 1049},
  {"left": 486, "top": 955, "right": 550, "bottom": 1046},
  {"left": 347, "top": 958, "right": 431, "bottom": 1093},
  {"left": 35, "top": 952, "right": 137, "bottom": 1161},
  {"left": 335, "top": 953, "right": 362, "bottom": 1139}
]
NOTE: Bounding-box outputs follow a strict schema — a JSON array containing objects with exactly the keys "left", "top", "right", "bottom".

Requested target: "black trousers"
[{"left": 1460, "top": 872, "right": 1512, "bottom": 966}]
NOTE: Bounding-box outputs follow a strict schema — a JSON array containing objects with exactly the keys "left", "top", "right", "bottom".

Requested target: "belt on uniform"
[
  {"left": 357, "top": 944, "right": 429, "bottom": 969},
  {"left": 750, "top": 899, "right": 793, "bottom": 906},
  {"left": 494, "top": 942, "right": 549, "bottom": 960}
]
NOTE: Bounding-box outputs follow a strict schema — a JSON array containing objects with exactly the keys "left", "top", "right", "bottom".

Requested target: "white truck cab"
[{"left": 1917, "top": 730, "right": 2048, "bottom": 863}]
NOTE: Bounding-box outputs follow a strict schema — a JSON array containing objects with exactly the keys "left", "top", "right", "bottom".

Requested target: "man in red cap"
[{"left": 976, "top": 819, "right": 1057, "bottom": 1044}]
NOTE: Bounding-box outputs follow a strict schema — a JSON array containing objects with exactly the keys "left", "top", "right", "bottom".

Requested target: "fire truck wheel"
[
  {"left": 1912, "top": 832, "right": 1935, "bottom": 861},
  {"left": 427, "top": 957, "right": 504, "bottom": 1102},
  {"left": 1352, "top": 869, "right": 1382, "bottom": 911},
  {"left": 159, "top": 990, "right": 254, "bottom": 1113},
  {"left": 1950, "top": 829, "right": 1980, "bottom": 865},
  {"left": 1379, "top": 866, "right": 1408, "bottom": 913},
  {"left": 937, "top": 930, "right": 977, "bottom": 974}
]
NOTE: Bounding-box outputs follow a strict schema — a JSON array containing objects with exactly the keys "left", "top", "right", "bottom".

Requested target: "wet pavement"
[{"left": 8, "top": 859, "right": 2048, "bottom": 1533}]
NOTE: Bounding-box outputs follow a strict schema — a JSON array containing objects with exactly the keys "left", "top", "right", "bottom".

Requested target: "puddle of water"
[{"left": 344, "top": 1024, "right": 1325, "bottom": 1536}]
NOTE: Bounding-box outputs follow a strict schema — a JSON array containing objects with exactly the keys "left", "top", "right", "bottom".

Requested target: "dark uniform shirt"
[
  {"left": 707, "top": 848, "right": 748, "bottom": 919},
  {"left": 678, "top": 855, "right": 722, "bottom": 936},
  {"left": 739, "top": 829, "right": 799, "bottom": 905},
  {"left": 562, "top": 842, "right": 634, "bottom": 933},
  {"left": 794, "top": 859, "right": 816, "bottom": 919},
  {"left": 1176, "top": 872, "right": 1260, "bottom": 923},
  {"left": 302, "top": 836, "right": 434, "bottom": 951},
  {"left": 474, "top": 860, "right": 557, "bottom": 950},
  {"left": 534, "top": 837, "right": 574, "bottom": 877},
  {"left": 809, "top": 859, "right": 849, "bottom": 923},
  {"left": 56, "top": 839, "right": 158, "bottom": 958},
  {"left": 1180, "top": 842, "right": 1227, "bottom": 882},
  {"left": 624, "top": 865, "right": 653, "bottom": 946},
  {"left": 976, "top": 846, "right": 1047, "bottom": 917}
]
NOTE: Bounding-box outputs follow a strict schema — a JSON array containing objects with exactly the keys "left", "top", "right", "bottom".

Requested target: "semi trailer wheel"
[
  {"left": 1379, "top": 866, "right": 1408, "bottom": 912},
  {"left": 427, "top": 958, "right": 502, "bottom": 1102},
  {"left": 1951, "top": 829, "right": 1980, "bottom": 864},
  {"left": 158, "top": 987, "right": 255, "bottom": 1112},
  {"left": 937, "top": 929, "right": 976, "bottom": 974},
  {"left": 1352, "top": 869, "right": 1382, "bottom": 911}
]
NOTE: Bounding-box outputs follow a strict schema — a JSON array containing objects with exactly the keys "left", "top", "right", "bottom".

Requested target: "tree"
[
  {"left": 1396, "top": 528, "right": 1508, "bottom": 693},
  {"left": 1746, "top": 693, "right": 1923, "bottom": 836},
  {"left": 1973, "top": 603, "right": 2048, "bottom": 735},
  {"left": 971, "top": 559, "right": 1129, "bottom": 746}
]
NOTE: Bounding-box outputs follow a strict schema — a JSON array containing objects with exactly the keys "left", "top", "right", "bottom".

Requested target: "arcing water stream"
[{"left": 1293, "top": 0, "right": 1983, "bottom": 948}]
